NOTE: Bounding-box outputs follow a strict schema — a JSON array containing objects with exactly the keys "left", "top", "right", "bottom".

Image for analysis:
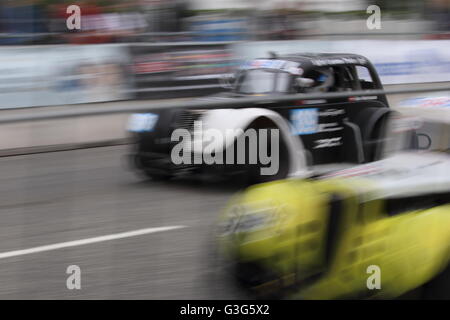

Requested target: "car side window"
[
  {"left": 275, "top": 72, "right": 293, "bottom": 93},
  {"left": 330, "top": 66, "right": 357, "bottom": 92},
  {"left": 298, "top": 68, "right": 334, "bottom": 93},
  {"left": 355, "top": 66, "right": 376, "bottom": 90}
]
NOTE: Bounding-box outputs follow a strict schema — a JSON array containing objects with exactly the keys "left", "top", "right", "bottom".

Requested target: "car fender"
[{"left": 189, "top": 108, "right": 309, "bottom": 177}]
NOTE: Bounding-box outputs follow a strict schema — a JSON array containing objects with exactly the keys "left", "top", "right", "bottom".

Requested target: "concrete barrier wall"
[
  {"left": 0, "top": 99, "right": 159, "bottom": 156},
  {"left": 0, "top": 83, "right": 448, "bottom": 156},
  {"left": 0, "top": 114, "right": 130, "bottom": 156}
]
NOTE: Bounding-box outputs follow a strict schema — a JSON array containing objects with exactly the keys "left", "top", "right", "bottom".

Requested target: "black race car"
[{"left": 127, "top": 53, "right": 390, "bottom": 183}]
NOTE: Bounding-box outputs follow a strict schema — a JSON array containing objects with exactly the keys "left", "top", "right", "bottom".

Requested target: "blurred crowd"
[
  {"left": 0, "top": 0, "right": 179, "bottom": 44},
  {"left": 0, "top": 0, "right": 448, "bottom": 45}
]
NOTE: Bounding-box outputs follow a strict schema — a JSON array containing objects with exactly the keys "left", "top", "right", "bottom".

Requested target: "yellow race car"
[{"left": 217, "top": 97, "right": 450, "bottom": 299}]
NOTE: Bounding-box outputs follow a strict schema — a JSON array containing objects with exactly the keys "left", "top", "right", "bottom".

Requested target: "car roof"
[
  {"left": 247, "top": 53, "right": 371, "bottom": 73},
  {"left": 275, "top": 53, "right": 370, "bottom": 67}
]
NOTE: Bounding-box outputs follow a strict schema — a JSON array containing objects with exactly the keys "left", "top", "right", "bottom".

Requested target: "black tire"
[
  {"left": 142, "top": 170, "right": 173, "bottom": 181},
  {"left": 133, "top": 154, "right": 173, "bottom": 181},
  {"left": 244, "top": 119, "right": 290, "bottom": 185},
  {"left": 353, "top": 107, "right": 390, "bottom": 162},
  {"left": 422, "top": 264, "right": 450, "bottom": 300}
]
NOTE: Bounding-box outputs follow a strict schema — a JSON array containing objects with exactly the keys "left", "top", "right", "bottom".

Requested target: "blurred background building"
[
  {"left": 0, "top": 0, "right": 448, "bottom": 44},
  {"left": 0, "top": 0, "right": 448, "bottom": 107}
]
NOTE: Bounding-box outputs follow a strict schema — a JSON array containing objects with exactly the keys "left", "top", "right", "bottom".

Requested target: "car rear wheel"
[
  {"left": 244, "top": 119, "right": 290, "bottom": 185},
  {"left": 353, "top": 107, "right": 390, "bottom": 162},
  {"left": 132, "top": 154, "right": 173, "bottom": 181}
]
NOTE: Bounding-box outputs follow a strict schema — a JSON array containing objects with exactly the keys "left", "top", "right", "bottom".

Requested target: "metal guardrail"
[{"left": 0, "top": 85, "right": 449, "bottom": 125}]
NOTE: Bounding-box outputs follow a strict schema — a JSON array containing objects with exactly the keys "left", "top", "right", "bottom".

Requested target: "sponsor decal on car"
[
  {"left": 290, "top": 108, "right": 319, "bottom": 135},
  {"left": 314, "top": 137, "right": 342, "bottom": 149},
  {"left": 290, "top": 108, "right": 345, "bottom": 136},
  {"left": 311, "top": 57, "right": 367, "bottom": 67}
]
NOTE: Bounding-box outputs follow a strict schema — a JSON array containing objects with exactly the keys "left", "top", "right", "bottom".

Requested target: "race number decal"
[{"left": 290, "top": 108, "right": 319, "bottom": 135}]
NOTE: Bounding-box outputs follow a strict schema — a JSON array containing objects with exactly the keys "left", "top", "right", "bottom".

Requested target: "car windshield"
[
  {"left": 235, "top": 69, "right": 291, "bottom": 94},
  {"left": 382, "top": 115, "right": 450, "bottom": 157}
]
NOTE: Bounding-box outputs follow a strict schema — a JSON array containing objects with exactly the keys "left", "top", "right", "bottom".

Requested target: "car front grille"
[{"left": 174, "top": 109, "right": 205, "bottom": 130}]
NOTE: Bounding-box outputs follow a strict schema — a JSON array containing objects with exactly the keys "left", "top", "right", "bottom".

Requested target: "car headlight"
[{"left": 127, "top": 113, "right": 159, "bottom": 132}]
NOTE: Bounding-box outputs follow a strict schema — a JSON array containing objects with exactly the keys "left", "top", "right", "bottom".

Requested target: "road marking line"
[{"left": 0, "top": 225, "right": 186, "bottom": 260}]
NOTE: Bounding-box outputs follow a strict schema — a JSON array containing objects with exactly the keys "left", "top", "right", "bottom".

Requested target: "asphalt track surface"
[{"left": 0, "top": 145, "right": 248, "bottom": 299}]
